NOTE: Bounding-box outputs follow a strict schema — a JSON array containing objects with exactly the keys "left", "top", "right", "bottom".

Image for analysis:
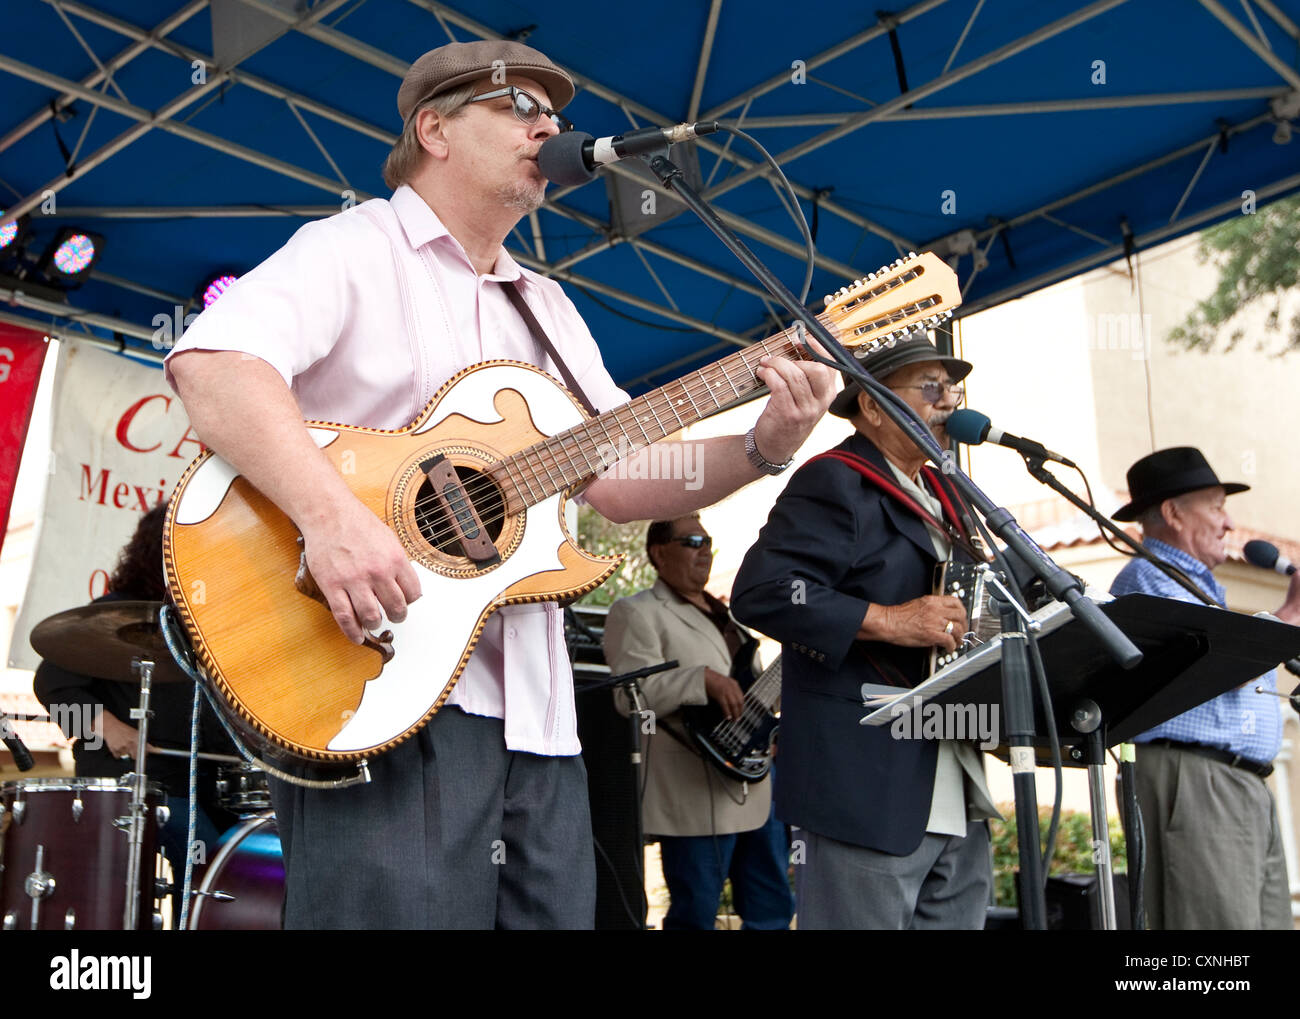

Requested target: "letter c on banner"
[{"left": 115, "top": 394, "right": 171, "bottom": 453}]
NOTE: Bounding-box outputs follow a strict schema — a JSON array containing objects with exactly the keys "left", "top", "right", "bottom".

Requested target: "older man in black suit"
[{"left": 731, "top": 333, "right": 999, "bottom": 929}]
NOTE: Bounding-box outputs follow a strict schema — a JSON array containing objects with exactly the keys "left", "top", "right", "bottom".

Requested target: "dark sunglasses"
[
  {"left": 670, "top": 535, "right": 713, "bottom": 550},
  {"left": 467, "top": 86, "right": 573, "bottom": 133},
  {"left": 889, "top": 380, "right": 965, "bottom": 405}
]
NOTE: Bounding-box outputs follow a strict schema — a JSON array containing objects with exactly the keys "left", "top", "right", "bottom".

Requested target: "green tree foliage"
[
  {"left": 1168, "top": 193, "right": 1300, "bottom": 353},
  {"left": 575, "top": 504, "right": 658, "bottom": 606},
  {"left": 989, "top": 805, "right": 1127, "bottom": 908}
]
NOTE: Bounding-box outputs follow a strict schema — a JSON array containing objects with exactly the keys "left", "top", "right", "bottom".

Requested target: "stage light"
[
  {"left": 36, "top": 227, "right": 103, "bottom": 288},
  {"left": 200, "top": 273, "right": 240, "bottom": 308},
  {"left": 0, "top": 218, "right": 17, "bottom": 251}
]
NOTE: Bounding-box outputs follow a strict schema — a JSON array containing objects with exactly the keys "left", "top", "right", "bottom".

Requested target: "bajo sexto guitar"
[{"left": 164, "top": 252, "right": 961, "bottom": 765}]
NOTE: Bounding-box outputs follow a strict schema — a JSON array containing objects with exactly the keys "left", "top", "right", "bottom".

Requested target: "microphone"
[
  {"left": 0, "top": 709, "right": 35, "bottom": 771},
  {"left": 537, "top": 121, "right": 722, "bottom": 186},
  {"left": 1244, "top": 539, "right": 1297, "bottom": 576},
  {"left": 945, "top": 409, "right": 1077, "bottom": 468}
]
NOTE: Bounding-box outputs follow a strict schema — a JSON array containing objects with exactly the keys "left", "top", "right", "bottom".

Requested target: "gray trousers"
[
  {"left": 268, "top": 707, "right": 596, "bottom": 929},
  {"left": 793, "top": 822, "right": 991, "bottom": 929},
  {"left": 1135, "top": 742, "right": 1290, "bottom": 930}
]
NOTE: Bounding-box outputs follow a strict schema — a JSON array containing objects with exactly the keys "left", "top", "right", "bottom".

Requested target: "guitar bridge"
[{"left": 420, "top": 454, "right": 502, "bottom": 566}]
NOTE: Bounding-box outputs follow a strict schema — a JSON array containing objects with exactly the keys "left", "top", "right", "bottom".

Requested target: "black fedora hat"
[
  {"left": 829, "top": 331, "right": 972, "bottom": 418},
  {"left": 1113, "top": 446, "right": 1249, "bottom": 522}
]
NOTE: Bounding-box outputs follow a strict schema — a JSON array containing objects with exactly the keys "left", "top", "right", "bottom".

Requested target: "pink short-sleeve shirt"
[{"left": 165, "top": 185, "right": 629, "bottom": 755}]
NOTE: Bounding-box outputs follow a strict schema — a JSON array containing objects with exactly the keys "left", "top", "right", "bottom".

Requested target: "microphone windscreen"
[
  {"left": 1244, "top": 539, "right": 1280, "bottom": 570},
  {"left": 537, "top": 132, "right": 597, "bottom": 187},
  {"left": 945, "top": 409, "right": 991, "bottom": 446}
]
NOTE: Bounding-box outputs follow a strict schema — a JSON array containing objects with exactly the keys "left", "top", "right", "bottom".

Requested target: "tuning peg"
[{"left": 907, "top": 250, "right": 917, "bottom": 259}]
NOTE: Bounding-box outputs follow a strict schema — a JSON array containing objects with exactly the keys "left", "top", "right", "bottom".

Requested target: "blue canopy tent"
[{"left": 1, "top": 0, "right": 1298, "bottom": 394}]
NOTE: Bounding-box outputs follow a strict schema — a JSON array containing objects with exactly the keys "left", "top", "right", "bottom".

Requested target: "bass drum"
[
  {"left": 188, "top": 813, "right": 284, "bottom": 930},
  {"left": 0, "top": 777, "right": 164, "bottom": 931}
]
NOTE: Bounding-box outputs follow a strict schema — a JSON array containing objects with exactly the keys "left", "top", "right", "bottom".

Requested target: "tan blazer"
[{"left": 603, "top": 580, "right": 772, "bottom": 838}]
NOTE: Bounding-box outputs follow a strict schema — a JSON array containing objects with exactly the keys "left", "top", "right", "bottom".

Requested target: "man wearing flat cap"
[
  {"left": 164, "top": 40, "right": 834, "bottom": 928},
  {"left": 1110, "top": 447, "right": 1300, "bottom": 929},
  {"left": 731, "top": 333, "right": 1000, "bottom": 929}
]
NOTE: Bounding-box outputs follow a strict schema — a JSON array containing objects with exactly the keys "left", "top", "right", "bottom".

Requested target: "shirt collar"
[
  {"left": 1143, "top": 537, "right": 1226, "bottom": 601},
  {"left": 390, "top": 184, "right": 523, "bottom": 282}
]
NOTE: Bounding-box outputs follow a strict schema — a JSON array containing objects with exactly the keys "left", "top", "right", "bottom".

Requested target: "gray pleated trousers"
[
  {"left": 268, "top": 706, "right": 596, "bottom": 929},
  {"left": 1135, "top": 742, "right": 1290, "bottom": 930}
]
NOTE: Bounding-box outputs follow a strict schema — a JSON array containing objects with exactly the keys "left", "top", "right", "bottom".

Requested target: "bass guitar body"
[{"left": 164, "top": 361, "right": 621, "bottom": 765}]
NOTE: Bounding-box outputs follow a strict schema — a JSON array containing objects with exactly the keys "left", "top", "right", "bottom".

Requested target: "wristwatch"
[{"left": 745, "top": 426, "right": 794, "bottom": 476}]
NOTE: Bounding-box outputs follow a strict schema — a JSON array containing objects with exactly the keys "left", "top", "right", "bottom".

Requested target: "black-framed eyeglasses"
[
  {"left": 889, "top": 380, "right": 965, "bottom": 405},
  {"left": 670, "top": 535, "right": 713, "bottom": 550},
  {"left": 467, "top": 86, "right": 573, "bottom": 133}
]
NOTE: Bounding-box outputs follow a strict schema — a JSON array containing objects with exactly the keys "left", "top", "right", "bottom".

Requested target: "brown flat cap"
[{"left": 397, "top": 40, "right": 575, "bottom": 122}]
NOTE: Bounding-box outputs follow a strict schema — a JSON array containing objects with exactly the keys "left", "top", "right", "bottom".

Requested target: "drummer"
[{"left": 31, "top": 501, "right": 239, "bottom": 920}]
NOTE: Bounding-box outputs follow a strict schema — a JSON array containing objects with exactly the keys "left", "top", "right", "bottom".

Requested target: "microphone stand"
[
  {"left": 641, "top": 149, "right": 1144, "bottom": 929},
  {"left": 1019, "top": 454, "right": 1214, "bottom": 607}
]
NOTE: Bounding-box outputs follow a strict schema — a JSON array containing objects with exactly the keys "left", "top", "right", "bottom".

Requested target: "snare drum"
[
  {"left": 188, "top": 813, "right": 284, "bottom": 930},
  {"left": 0, "top": 777, "right": 165, "bottom": 930},
  {"left": 214, "top": 762, "right": 272, "bottom": 815}
]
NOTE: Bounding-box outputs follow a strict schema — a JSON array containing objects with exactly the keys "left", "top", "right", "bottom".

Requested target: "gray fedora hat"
[{"left": 828, "top": 331, "right": 972, "bottom": 418}]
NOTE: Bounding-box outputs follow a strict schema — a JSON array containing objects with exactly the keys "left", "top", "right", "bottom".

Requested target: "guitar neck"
[{"left": 495, "top": 328, "right": 805, "bottom": 507}]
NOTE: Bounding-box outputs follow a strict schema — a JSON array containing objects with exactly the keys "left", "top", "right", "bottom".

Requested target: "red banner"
[{"left": 0, "top": 325, "right": 50, "bottom": 554}]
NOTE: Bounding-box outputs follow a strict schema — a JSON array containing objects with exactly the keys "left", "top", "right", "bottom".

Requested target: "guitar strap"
[
  {"left": 805, "top": 449, "right": 982, "bottom": 561},
  {"left": 504, "top": 281, "right": 599, "bottom": 416}
]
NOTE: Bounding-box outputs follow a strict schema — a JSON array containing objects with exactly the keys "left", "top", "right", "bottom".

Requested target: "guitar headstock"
[{"left": 821, "top": 251, "right": 961, "bottom": 357}]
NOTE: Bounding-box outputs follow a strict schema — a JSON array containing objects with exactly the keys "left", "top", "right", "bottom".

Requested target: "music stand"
[{"left": 862, "top": 593, "right": 1300, "bottom": 929}]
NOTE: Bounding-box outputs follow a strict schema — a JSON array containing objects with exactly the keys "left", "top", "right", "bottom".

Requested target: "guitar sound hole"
[{"left": 413, "top": 467, "right": 505, "bottom": 557}]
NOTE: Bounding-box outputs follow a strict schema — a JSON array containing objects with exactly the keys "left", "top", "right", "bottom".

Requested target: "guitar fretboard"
[{"left": 494, "top": 327, "right": 804, "bottom": 508}]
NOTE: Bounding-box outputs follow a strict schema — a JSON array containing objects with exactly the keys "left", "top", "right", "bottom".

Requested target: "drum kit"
[{"left": 0, "top": 601, "right": 285, "bottom": 931}]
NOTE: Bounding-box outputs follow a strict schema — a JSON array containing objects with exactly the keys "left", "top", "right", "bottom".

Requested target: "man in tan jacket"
[{"left": 604, "top": 515, "right": 794, "bottom": 929}]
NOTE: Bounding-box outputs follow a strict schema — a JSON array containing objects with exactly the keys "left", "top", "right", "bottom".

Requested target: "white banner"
[{"left": 9, "top": 340, "right": 202, "bottom": 670}]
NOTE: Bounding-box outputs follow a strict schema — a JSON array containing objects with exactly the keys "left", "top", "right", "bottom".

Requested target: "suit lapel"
[
  {"left": 846, "top": 433, "right": 941, "bottom": 562},
  {"left": 653, "top": 580, "right": 732, "bottom": 664}
]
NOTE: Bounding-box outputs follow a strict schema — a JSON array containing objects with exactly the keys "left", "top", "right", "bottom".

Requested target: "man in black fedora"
[
  {"left": 1111, "top": 446, "right": 1300, "bottom": 929},
  {"left": 731, "top": 332, "right": 1000, "bottom": 929}
]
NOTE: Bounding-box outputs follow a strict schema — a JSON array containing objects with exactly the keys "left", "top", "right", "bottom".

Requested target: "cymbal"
[{"left": 30, "top": 600, "right": 191, "bottom": 684}]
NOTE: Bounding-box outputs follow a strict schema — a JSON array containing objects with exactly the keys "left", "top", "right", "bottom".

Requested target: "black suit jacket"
[{"left": 731, "top": 431, "right": 951, "bottom": 854}]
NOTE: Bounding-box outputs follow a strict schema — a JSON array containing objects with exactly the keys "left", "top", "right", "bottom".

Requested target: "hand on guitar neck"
[
  {"left": 858, "top": 595, "right": 967, "bottom": 654},
  {"left": 704, "top": 667, "right": 745, "bottom": 721}
]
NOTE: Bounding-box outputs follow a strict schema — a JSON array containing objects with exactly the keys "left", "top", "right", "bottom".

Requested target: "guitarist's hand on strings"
[
  {"left": 752, "top": 353, "right": 838, "bottom": 465},
  {"left": 300, "top": 499, "right": 422, "bottom": 644},
  {"left": 858, "top": 595, "right": 967, "bottom": 654},
  {"left": 704, "top": 668, "right": 746, "bottom": 722}
]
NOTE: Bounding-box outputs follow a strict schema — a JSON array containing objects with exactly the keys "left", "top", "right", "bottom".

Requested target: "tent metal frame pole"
[
  {"left": 960, "top": 170, "right": 1300, "bottom": 316},
  {"left": 0, "top": 0, "right": 207, "bottom": 155},
  {"left": 1255, "top": 0, "right": 1300, "bottom": 40},
  {"left": 404, "top": 0, "right": 912, "bottom": 248},
  {"left": 698, "top": 0, "right": 1130, "bottom": 204},
  {"left": 972, "top": 110, "right": 1273, "bottom": 245},
  {"left": 0, "top": 285, "right": 159, "bottom": 342},
  {"left": 699, "top": 0, "right": 952, "bottom": 120},
  {"left": 0, "top": 0, "right": 356, "bottom": 227},
  {"left": 1198, "top": 0, "right": 1300, "bottom": 89},
  {"left": 47, "top": 0, "right": 398, "bottom": 145},
  {"left": 687, "top": 0, "right": 724, "bottom": 123},
  {"left": 731, "top": 87, "right": 1285, "bottom": 127}
]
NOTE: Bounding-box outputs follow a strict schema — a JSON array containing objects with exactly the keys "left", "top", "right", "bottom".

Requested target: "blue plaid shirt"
[{"left": 1109, "top": 538, "right": 1281, "bottom": 764}]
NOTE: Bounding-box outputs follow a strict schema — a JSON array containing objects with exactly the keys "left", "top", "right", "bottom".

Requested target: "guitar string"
[
  {"left": 405, "top": 280, "right": 932, "bottom": 535},
  {"left": 713, "top": 666, "right": 782, "bottom": 747},
  {"left": 404, "top": 292, "right": 940, "bottom": 555},
  {"left": 405, "top": 337, "right": 802, "bottom": 552}
]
